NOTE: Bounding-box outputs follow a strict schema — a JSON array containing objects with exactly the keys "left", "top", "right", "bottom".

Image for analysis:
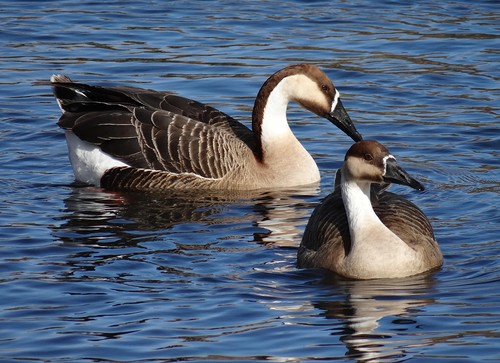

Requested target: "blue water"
[{"left": 0, "top": 1, "right": 499, "bottom": 362}]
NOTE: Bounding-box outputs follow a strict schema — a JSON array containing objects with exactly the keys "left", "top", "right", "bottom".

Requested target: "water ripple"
[{"left": 0, "top": 1, "right": 498, "bottom": 362}]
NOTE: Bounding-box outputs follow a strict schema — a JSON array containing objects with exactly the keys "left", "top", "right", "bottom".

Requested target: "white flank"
[{"left": 64, "top": 131, "right": 128, "bottom": 186}]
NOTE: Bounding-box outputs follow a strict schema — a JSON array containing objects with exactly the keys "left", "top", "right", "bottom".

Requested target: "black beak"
[
  {"left": 327, "top": 99, "right": 363, "bottom": 142},
  {"left": 384, "top": 158, "right": 425, "bottom": 191}
]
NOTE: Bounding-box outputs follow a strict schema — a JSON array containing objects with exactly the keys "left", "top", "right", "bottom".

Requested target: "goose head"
[
  {"left": 253, "top": 64, "right": 362, "bottom": 155},
  {"left": 288, "top": 64, "right": 362, "bottom": 142},
  {"left": 343, "top": 140, "right": 424, "bottom": 191}
]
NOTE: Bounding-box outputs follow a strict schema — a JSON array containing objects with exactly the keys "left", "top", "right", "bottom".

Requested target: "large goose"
[
  {"left": 298, "top": 140, "right": 443, "bottom": 279},
  {"left": 51, "top": 64, "right": 362, "bottom": 191}
]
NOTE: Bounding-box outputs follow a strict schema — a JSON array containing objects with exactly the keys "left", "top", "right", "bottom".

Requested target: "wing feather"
[
  {"left": 298, "top": 189, "right": 440, "bottom": 269},
  {"left": 52, "top": 78, "right": 257, "bottom": 179}
]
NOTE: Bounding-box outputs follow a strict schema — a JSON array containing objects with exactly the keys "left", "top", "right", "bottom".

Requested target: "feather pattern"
[
  {"left": 51, "top": 64, "right": 362, "bottom": 191},
  {"left": 299, "top": 190, "right": 440, "bottom": 263},
  {"left": 298, "top": 140, "right": 443, "bottom": 279},
  {"left": 55, "top": 84, "right": 255, "bottom": 177}
]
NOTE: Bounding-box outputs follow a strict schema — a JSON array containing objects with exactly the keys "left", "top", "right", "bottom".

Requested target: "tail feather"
[{"left": 50, "top": 74, "right": 142, "bottom": 113}]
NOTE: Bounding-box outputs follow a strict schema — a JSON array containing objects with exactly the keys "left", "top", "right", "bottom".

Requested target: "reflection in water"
[
  {"left": 53, "top": 185, "right": 239, "bottom": 247},
  {"left": 252, "top": 187, "right": 320, "bottom": 248},
  {"left": 50, "top": 187, "right": 442, "bottom": 363},
  {"left": 52, "top": 183, "right": 318, "bottom": 251},
  {"left": 2, "top": 0, "right": 498, "bottom": 360},
  {"left": 316, "top": 274, "right": 437, "bottom": 362},
  {"left": 50, "top": 184, "right": 319, "bottom": 299}
]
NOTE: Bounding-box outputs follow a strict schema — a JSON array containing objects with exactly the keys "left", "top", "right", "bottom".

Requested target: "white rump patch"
[{"left": 64, "top": 131, "right": 129, "bottom": 186}]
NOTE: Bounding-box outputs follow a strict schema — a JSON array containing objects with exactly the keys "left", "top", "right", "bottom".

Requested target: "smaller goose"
[
  {"left": 298, "top": 140, "right": 443, "bottom": 279},
  {"left": 51, "top": 64, "right": 362, "bottom": 191}
]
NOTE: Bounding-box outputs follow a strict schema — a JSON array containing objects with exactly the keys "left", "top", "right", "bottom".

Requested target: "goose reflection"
[
  {"left": 53, "top": 184, "right": 319, "bottom": 248},
  {"left": 252, "top": 186, "right": 320, "bottom": 248},
  {"left": 315, "top": 274, "right": 437, "bottom": 362}
]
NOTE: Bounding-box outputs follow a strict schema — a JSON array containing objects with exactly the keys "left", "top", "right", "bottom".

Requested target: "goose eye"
[
  {"left": 364, "top": 154, "right": 373, "bottom": 161},
  {"left": 321, "top": 84, "right": 329, "bottom": 92}
]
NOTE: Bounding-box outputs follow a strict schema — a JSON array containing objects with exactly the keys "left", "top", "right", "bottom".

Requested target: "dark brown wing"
[
  {"left": 52, "top": 79, "right": 253, "bottom": 138},
  {"left": 374, "top": 192, "right": 441, "bottom": 265},
  {"left": 374, "top": 192, "right": 435, "bottom": 242},
  {"left": 298, "top": 189, "right": 440, "bottom": 268},
  {"left": 298, "top": 190, "right": 351, "bottom": 268},
  {"left": 52, "top": 79, "right": 257, "bottom": 178}
]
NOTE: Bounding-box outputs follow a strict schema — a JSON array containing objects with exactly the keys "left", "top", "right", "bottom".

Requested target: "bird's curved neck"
[
  {"left": 341, "top": 169, "right": 384, "bottom": 241},
  {"left": 339, "top": 166, "right": 425, "bottom": 279},
  {"left": 252, "top": 78, "right": 296, "bottom": 162}
]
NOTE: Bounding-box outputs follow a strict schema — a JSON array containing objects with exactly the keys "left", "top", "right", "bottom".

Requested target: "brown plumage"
[
  {"left": 298, "top": 140, "right": 443, "bottom": 279},
  {"left": 51, "top": 64, "right": 362, "bottom": 191}
]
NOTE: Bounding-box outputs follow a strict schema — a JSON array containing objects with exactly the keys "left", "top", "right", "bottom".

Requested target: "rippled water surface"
[{"left": 1, "top": 1, "right": 499, "bottom": 362}]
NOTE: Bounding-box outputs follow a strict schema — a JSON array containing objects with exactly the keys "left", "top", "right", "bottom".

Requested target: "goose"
[
  {"left": 298, "top": 140, "right": 443, "bottom": 279},
  {"left": 51, "top": 64, "right": 362, "bottom": 191}
]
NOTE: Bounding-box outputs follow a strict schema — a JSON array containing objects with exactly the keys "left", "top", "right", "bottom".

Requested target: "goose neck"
[
  {"left": 252, "top": 79, "right": 295, "bottom": 161},
  {"left": 340, "top": 169, "right": 382, "bottom": 240}
]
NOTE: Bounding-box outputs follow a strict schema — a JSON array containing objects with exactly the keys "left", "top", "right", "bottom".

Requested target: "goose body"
[
  {"left": 298, "top": 140, "right": 443, "bottom": 279},
  {"left": 51, "top": 64, "right": 362, "bottom": 191}
]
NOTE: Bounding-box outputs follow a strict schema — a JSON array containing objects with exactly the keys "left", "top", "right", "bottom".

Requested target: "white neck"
[
  {"left": 260, "top": 79, "right": 294, "bottom": 146},
  {"left": 340, "top": 168, "right": 382, "bottom": 241},
  {"left": 255, "top": 75, "right": 320, "bottom": 184},
  {"left": 340, "top": 166, "right": 420, "bottom": 278}
]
